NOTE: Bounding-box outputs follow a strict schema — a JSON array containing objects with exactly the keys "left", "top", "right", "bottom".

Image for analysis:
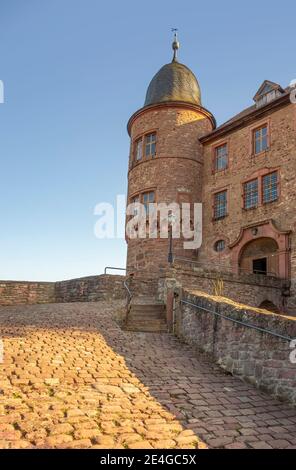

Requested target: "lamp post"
[{"left": 168, "top": 212, "right": 176, "bottom": 265}]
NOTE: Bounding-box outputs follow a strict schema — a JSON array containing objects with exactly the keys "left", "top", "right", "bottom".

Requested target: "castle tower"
[{"left": 126, "top": 36, "right": 216, "bottom": 277}]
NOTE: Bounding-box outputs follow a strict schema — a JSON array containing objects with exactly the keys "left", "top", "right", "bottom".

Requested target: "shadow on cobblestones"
[{"left": 0, "top": 301, "right": 296, "bottom": 450}]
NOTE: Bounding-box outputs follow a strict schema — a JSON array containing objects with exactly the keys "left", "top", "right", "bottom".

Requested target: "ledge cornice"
[
  {"left": 200, "top": 93, "right": 291, "bottom": 144},
  {"left": 127, "top": 101, "right": 216, "bottom": 136}
]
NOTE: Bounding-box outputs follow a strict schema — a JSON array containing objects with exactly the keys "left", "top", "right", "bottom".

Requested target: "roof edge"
[
  {"left": 200, "top": 92, "right": 291, "bottom": 144},
  {"left": 127, "top": 101, "right": 216, "bottom": 136}
]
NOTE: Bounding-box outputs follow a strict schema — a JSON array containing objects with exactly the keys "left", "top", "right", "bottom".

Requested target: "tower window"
[
  {"left": 135, "top": 138, "right": 143, "bottom": 161},
  {"left": 143, "top": 191, "right": 155, "bottom": 215},
  {"left": 244, "top": 179, "right": 258, "bottom": 209},
  {"left": 131, "top": 195, "right": 140, "bottom": 215},
  {"left": 214, "top": 190, "right": 227, "bottom": 220},
  {"left": 214, "top": 144, "right": 228, "bottom": 171},
  {"left": 145, "top": 133, "right": 156, "bottom": 157},
  {"left": 253, "top": 125, "right": 268, "bottom": 154},
  {"left": 214, "top": 240, "right": 226, "bottom": 252},
  {"left": 262, "top": 171, "right": 278, "bottom": 204}
]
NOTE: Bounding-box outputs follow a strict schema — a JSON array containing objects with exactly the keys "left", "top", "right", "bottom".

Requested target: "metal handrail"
[
  {"left": 174, "top": 256, "right": 231, "bottom": 269},
  {"left": 104, "top": 267, "right": 126, "bottom": 275},
  {"left": 180, "top": 299, "right": 293, "bottom": 342},
  {"left": 123, "top": 279, "right": 132, "bottom": 303},
  {"left": 173, "top": 257, "right": 278, "bottom": 277}
]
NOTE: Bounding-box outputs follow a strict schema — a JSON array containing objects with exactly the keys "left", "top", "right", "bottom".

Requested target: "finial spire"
[{"left": 171, "top": 28, "right": 180, "bottom": 62}]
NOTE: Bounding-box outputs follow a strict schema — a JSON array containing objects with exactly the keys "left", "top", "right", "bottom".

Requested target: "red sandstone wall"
[
  {"left": 0, "top": 275, "right": 127, "bottom": 306},
  {"left": 0, "top": 281, "right": 55, "bottom": 306},
  {"left": 175, "top": 289, "right": 296, "bottom": 405},
  {"left": 55, "top": 275, "right": 126, "bottom": 303},
  {"left": 126, "top": 105, "right": 213, "bottom": 274},
  {"left": 200, "top": 102, "right": 296, "bottom": 312},
  {"left": 159, "top": 265, "right": 288, "bottom": 315}
]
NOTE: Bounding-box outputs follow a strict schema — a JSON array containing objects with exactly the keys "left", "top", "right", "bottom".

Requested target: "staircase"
[{"left": 124, "top": 297, "right": 167, "bottom": 333}]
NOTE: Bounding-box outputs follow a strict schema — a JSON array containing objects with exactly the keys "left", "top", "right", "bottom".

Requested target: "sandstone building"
[{"left": 125, "top": 36, "right": 296, "bottom": 315}]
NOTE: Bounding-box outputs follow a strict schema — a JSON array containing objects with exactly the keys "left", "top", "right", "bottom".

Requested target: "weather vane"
[{"left": 171, "top": 28, "right": 180, "bottom": 62}]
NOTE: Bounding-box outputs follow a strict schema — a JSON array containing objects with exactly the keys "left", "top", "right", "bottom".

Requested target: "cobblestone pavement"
[{"left": 0, "top": 301, "right": 296, "bottom": 449}]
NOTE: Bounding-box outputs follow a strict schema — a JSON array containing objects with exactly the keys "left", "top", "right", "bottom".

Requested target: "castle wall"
[
  {"left": 127, "top": 104, "right": 213, "bottom": 274},
  {"left": 55, "top": 275, "right": 126, "bottom": 303},
  {"left": 174, "top": 289, "right": 296, "bottom": 405},
  {"left": 0, "top": 275, "right": 127, "bottom": 306},
  {"left": 158, "top": 265, "right": 287, "bottom": 314},
  {"left": 0, "top": 281, "right": 55, "bottom": 306},
  {"left": 199, "top": 100, "right": 296, "bottom": 312}
]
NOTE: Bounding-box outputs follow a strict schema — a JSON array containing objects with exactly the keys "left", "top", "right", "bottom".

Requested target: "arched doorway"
[
  {"left": 239, "top": 237, "right": 279, "bottom": 276},
  {"left": 259, "top": 300, "right": 281, "bottom": 314},
  {"left": 229, "top": 220, "right": 290, "bottom": 279}
]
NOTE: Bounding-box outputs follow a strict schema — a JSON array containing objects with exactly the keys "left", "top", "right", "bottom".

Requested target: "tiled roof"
[{"left": 202, "top": 86, "right": 292, "bottom": 141}]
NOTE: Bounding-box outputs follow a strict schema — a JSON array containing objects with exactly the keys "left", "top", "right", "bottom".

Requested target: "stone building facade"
[{"left": 125, "top": 38, "right": 296, "bottom": 315}]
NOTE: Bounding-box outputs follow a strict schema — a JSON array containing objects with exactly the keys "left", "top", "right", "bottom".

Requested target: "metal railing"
[
  {"left": 124, "top": 279, "right": 132, "bottom": 303},
  {"left": 173, "top": 256, "right": 278, "bottom": 277},
  {"left": 104, "top": 267, "right": 126, "bottom": 275},
  {"left": 180, "top": 299, "right": 293, "bottom": 342}
]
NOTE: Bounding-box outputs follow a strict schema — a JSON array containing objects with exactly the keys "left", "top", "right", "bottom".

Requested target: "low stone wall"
[
  {"left": 0, "top": 275, "right": 127, "bottom": 306},
  {"left": 158, "top": 264, "right": 289, "bottom": 315},
  {"left": 55, "top": 275, "right": 126, "bottom": 303},
  {"left": 0, "top": 281, "right": 55, "bottom": 306},
  {"left": 175, "top": 289, "right": 296, "bottom": 405}
]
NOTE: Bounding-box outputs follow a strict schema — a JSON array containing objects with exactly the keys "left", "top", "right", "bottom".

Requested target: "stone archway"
[
  {"left": 239, "top": 237, "right": 279, "bottom": 276},
  {"left": 259, "top": 300, "right": 281, "bottom": 314},
  {"left": 229, "top": 220, "right": 291, "bottom": 279}
]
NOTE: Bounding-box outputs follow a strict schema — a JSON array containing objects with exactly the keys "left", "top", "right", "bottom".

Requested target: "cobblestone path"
[{"left": 0, "top": 301, "right": 296, "bottom": 449}]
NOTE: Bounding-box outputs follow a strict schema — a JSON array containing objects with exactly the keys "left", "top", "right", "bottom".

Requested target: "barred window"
[
  {"left": 135, "top": 138, "right": 143, "bottom": 161},
  {"left": 214, "top": 191, "right": 227, "bottom": 220},
  {"left": 143, "top": 191, "right": 155, "bottom": 215},
  {"left": 244, "top": 179, "right": 258, "bottom": 209},
  {"left": 263, "top": 171, "right": 278, "bottom": 203},
  {"left": 254, "top": 125, "right": 268, "bottom": 154},
  {"left": 215, "top": 144, "right": 228, "bottom": 171},
  {"left": 145, "top": 133, "right": 156, "bottom": 157}
]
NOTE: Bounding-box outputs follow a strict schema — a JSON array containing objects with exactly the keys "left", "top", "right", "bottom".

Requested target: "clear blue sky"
[{"left": 0, "top": 0, "right": 295, "bottom": 281}]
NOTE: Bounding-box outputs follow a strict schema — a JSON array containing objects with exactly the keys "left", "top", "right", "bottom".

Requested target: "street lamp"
[{"left": 168, "top": 212, "right": 176, "bottom": 265}]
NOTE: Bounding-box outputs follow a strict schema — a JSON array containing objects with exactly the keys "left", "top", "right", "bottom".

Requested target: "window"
[
  {"left": 134, "top": 132, "right": 157, "bottom": 163},
  {"left": 262, "top": 171, "right": 278, "bottom": 204},
  {"left": 254, "top": 125, "right": 268, "bottom": 154},
  {"left": 142, "top": 191, "right": 155, "bottom": 215},
  {"left": 131, "top": 195, "right": 140, "bottom": 215},
  {"left": 214, "top": 240, "right": 226, "bottom": 252},
  {"left": 145, "top": 133, "right": 156, "bottom": 157},
  {"left": 241, "top": 171, "right": 279, "bottom": 210},
  {"left": 135, "top": 138, "right": 142, "bottom": 161},
  {"left": 244, "top": 179, "right": 259, "bottom": 209},
  {"left": 214, "top": 191, "right": 227, "bottom": 220},
  {"left": 253, "top": 258, "right": 267, "bottom": 275},
  {"left": 215, "top": 144, "right": 228, "bottom": 171},
  {"left": 130, "top": 191, "right": 155, "bottom": 217}
]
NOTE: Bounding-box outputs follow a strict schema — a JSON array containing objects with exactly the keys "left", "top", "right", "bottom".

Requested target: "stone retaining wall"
[
  {"left": 158, "top": 264, "right": 289, "bottom": 315},
  {"left": 0, "top": 275, "right": 127, "bottom": 306},
  {"left": 174, "top": 289, "right": 296, "bottom": 405},
  {"left": 55, "top": 275, "right": 126, "bottom": 303},
  {"left": 0, "top": 281, "right": 55, "bottom": 306}
]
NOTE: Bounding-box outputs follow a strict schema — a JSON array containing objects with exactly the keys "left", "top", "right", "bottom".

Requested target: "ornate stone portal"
[{"left": 229, "top": 220, "right": 291, "bottom": 279}]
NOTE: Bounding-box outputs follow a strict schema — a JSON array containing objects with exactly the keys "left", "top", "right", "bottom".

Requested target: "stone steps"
[
  {"left": 125, "top": 324, "right": 167, "bottom": 333},
  {"left": 128, "top": 314, "right": 164, "bottom": 321},
  {"left": 124, "top": 300, "right": 167, "bottom": 333}
]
